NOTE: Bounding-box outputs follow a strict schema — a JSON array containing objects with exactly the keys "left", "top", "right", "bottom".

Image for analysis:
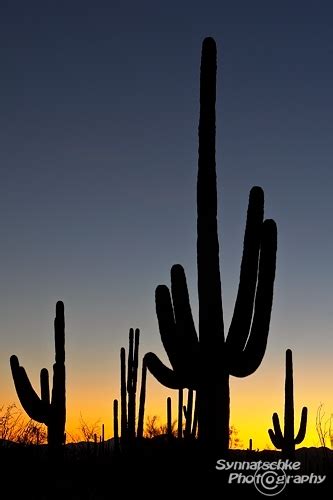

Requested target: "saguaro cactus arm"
[
  {"left": 145, "top": 265, "right": 199, "bottom": 389},
  {"left": 228, "top": 215, "right": 277, "bottom": 377},
  {"left": 143, "top": 352, "right": 182, "bottom": 389},
  {"left": 268, "top": 412, "right": 284, "bottom": 449},
  {"left": 40, "top": 367, "right": 50, "bottom": 406},
  {"left": 10, "top": 355, "right": 49, "bottom": 424},
  {"left": 226, "top": 187, "right": 264, "bottom": 351},
  {"left": 295, "top": 407, "right": 308, "bottom": 444}
]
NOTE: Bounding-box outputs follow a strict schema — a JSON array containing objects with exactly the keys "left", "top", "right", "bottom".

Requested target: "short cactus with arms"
[
  {"left": 10, "top": 301, "right": 66, "bottom": 450},
  {"left": 268, "top": 349, "right": 308, "bottom": 457}
]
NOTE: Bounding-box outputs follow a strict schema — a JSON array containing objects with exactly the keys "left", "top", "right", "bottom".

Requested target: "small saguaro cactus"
[
  {"left": 183, "top": 389, "right": 198, "bottom": 439},
  {"left": 268, "top": 349, "right": 308, "bottom": 457},
  {"left": 144, "top": 37, "right": 277, "bottom": 453},
  {"left": 10, "top": 301, "right": 66, "bottom": 450}
]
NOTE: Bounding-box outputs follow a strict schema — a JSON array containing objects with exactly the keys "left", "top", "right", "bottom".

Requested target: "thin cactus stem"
[
  {"left": 184, "top": 389, "right": 194, "bottom": 438},
  {"left": 137, "top": 356, "right": 147, "bottom": 439},
  {"left": 120, "top": 347, "right": 127, "bottom": 439},
  {"left": 113, "top": 399, "right": 119, "bottom": 452},
  {"left": 178, "top": 389, "right": 183, "bottom": 439},
  {"left": 192, "top": 393, "right": 198, "bottom": 438},
  {"left": 127, "top": 328, "right": 139, "bottom": 440},
  {"left": 167, "top": 397, "right": 172, "bottom": 437}
]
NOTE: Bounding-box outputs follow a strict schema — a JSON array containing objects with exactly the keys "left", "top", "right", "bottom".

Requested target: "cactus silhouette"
[
  {"left": 268, "top": 349, "right": 308, "bottom": 457},
  {"left": 10, "top": 301, "right": 66, "bottom": 449},
  {"left": 144, "top": 37, "right": 277, "bottom": 452},
  {"left": 177, "top": 388, "right": 197, "bottom": 439},
  {"left": 120, "top": 328, "right": 147, "bottom": 442},
  {"left": 178, "top": 389, "right": 183, "bottom": 438},
  {"left": 137, "top": 356, "right": 147, "bottom": 439},
  {"left": 183, "top": 389, "right": 197, "bottom": 439},
  {"left": 113, "top": 399, "right": 120, "bottom": 453},
  {"left": 127, "top": 327, "right": 139, "bottom": 440},
  {"left": 167, "top": 396, "right": 172, "bottom": 437}
]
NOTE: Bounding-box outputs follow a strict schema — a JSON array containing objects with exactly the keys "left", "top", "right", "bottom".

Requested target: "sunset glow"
[{"left": 1, "top": 1, "right": 333, "bottom": 465}]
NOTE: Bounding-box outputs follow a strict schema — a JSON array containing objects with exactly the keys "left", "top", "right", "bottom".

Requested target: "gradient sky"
[{"left": 1, "top": 1, "right": 333, "bottom": 449}]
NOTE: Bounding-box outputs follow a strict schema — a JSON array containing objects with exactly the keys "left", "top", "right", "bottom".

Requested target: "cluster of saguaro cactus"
[
  {"left": 268, "top": 349, "right": 308, "bottom": 457},
  {"left": 10, "top": 301, "right": 66, "bottom": 450},
  {"left": 165, "top": 390, "right": 197, "bottom": 439},
  {"left": 144, "top": 37, "right": 277, "bottom": 452},
  {"left": 113, "top": 328, "right": 147, "bottom": 444},
  {"left": 183, "top": 389, "right": 197, "bottom": 439},
  {"left": 5, "top": 37, "right": 316, "bottom": 469}
]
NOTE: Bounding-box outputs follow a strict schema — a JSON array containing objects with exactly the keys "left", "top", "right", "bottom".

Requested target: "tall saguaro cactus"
[
  {"left": 268, "top": 349, "right": 308, "bottom": 457},
  {"left": 10, "top": 301, "right": 66, "bottom": 449},
  {"left": 144, "top": 37, "right": 277, "bottom": 452}
]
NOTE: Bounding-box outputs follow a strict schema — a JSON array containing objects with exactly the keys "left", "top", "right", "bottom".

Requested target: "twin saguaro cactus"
[
  {"left": 10, "top": 301, "right": 66, "bottom": 449},
  {"left": 268, "top": 349, "right": 308, "bottom": 457},
  {"left": 144, "top": 37, "right": 277, "bottom": 452}
]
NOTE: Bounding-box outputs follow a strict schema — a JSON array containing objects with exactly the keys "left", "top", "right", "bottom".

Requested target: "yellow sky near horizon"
[{"left": 1, "top": 354, "right": 332, "bottom": 450}]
